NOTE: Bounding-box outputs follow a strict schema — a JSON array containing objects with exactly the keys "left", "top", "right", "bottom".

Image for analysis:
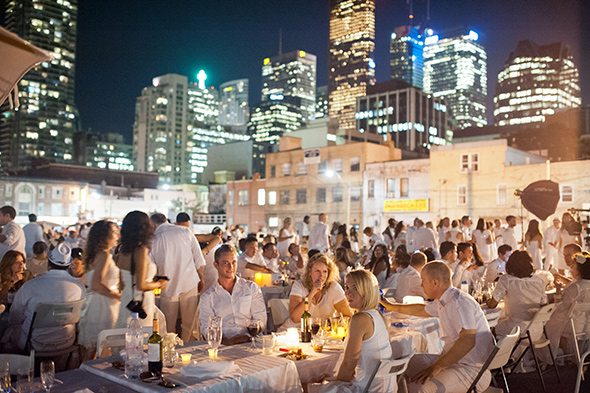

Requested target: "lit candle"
[
  {"left": 254, "top": 272, "right": 263, "bottom": 287},
  {"left": 208, "top": 348, "right": 218, "bottom": 360},
  {"left": 180, "top": 353, "right": 192, "bottom": 365},
  {"left": 336, "top": 326, "right": 345, "bottom": 338}
]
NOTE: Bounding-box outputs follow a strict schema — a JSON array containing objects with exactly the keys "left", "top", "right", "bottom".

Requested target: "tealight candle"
[
  {"left": 180, "top": 353, "right": 192, "bottom": 365},
  {"left": 208, "top": 348, "right": 218, "bottom": 360}
]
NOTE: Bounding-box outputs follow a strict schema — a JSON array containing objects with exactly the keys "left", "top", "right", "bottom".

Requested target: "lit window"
[
  {"left": 561, "top": 185, "right": 573, "bottom": 203},
  {"left": 257, "top": 189, "right": 266, "bottom": 206},
  {"left": 228, "top": 190, "right": 234, "bottom": 206},
  {"left": 297, "top": 162, "right": 307, "bottom": 175},
  {"left": 457, "top": 185, "right": 467, "bottom": 205},
  {"left": 350, "top": 187, "right": 362, "bottom": 201},
  {"left": 332, "top": 159, "right": 343, "bottom": 172},
  {"left": 268, "top": 191, "right": 277, "bottom": 205},
  {"left": 386, "top": 178, "right": 395, "bottom": 198},
  {"left": 238, "top": 190, "right": 249, "bottom": 206},
  {"left": 282, "top": 163, "right": 291, "bottom": 176},
  {"left": 400, "top": 178, "right": 409, "bottom": 198},
  {"left": 269, "top": 217, "right": 279, "bottom": 228}
]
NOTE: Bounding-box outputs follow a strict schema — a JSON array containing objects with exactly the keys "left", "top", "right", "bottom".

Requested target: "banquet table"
[
  {"left": 80, "top": 343, "right": 302, "bottom": 393},
  {"left": 50, "top": 369, "right": 137, "bottom": 393}
]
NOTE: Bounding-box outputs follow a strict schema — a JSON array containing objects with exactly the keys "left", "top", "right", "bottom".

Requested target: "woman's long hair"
[
  {"left": 83, "top": 220, "right": 116, "bottom": 268},
  {"left": 301, "top": 254, "right": 340, "bottom": 294},
  {"left": 525, "top": 219, "right": 543, "bottom": 242},
  {"left": 0, "top": 250, "right": 25, "bottom": 288},
  {"left": 120, "top": 211, "right": 154, "bottom": 255},
  {"left": 476, "top": 218, "right": 485, "bottom": 232},
  {"left": 394, "top": 221, "right": 405, "bottom": 240},
  {"left": 345, "top": 269, "right": 379, "bottom": 311},
  {"left": 366, "top": 244, "right": 392, "bottom": 278}
]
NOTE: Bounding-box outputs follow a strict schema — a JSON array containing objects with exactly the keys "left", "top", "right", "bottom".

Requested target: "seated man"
[
  {"left": 395, "top": 251, "right": 426, "bottom": 302},
  {"left": 439, "top": 241, "right": 457, "bottom": 272},
  {"left": 483, "top": 244, "right": 512, "bottom": 283},
  {"left": 26, "top": 241, "right": 49, "bottom": 278},
  {"left": 199, "top": 244, "right": 267, "bottom": 345},
  {"left": 237, "top": 237, "right": 273, "bottom": 280},
  {"left": 284, "top": 243, "right": 306, "bottom": 277},
  {"left": 262, "top": 242, "right": 280, "bottom": 273},
  {"left": 2, "top": 243, "right": 85, "bottom": 352},
  {"left": 382, "top": 261, "right": 494, "bottom": 393}
]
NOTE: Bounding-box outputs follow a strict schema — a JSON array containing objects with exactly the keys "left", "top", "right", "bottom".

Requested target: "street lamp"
[{"left": 324, "top": 169, "right": 351, "bottom": 226}]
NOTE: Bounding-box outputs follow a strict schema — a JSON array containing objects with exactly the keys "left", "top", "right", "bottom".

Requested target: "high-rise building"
[
  {"left": 315, "top": 86, "right": 328, "bottom": 119},
  {"left": 390, "top": 25, "right": 424, "bottom": 89},
  {"left": 74, "top": 131, "right": 134, "bottom": 171},
  {"left": 356, "top": 80, "right": 451, "bottom": 152},
  {"left": 424, "top": 29, "right": 487, "bottom": 130},
  {"left": 219, "top": 79, "right": 249, "bottom": 127},
  {"left": 0, "top": 0, "right": 78, "bottom": 170},
  {"left": 261, "top": 50, "right": 317, "bottom": 121},
  {"left": 133, "top": 74, "right": 190, "bottom": 185},
  {"left": 249, "top": 101, "right": 305, "bottom": 144},
  {"left": 494, "top": 40, "right": 581, "bottom": 127},
  {"left": 328, "top": 0, "right": 376, "bottom": 138}
]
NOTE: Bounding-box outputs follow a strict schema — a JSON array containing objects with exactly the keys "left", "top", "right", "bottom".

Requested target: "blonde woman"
[
  {"left": 288, "top": 254, "right": 352, "bottom": 324},
  {"left": 310, "top": 269, "right": 394, "bottom": 393}
]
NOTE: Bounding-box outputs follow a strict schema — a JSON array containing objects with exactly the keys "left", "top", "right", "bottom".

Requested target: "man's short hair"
[
  {"left": 176, "top": 212, "right": 191, "bottom": 223},
  {"left": 497, "top": 244, "right": 512, "bottom": 256},
  {"left": 506, "top": 215, "right": 516, "bottom": 222},
  {"left": 262, "top": 242, "right": 276, "bottom": 253},
  {"left": 150, "top": 213, "right": 167, "bottom": 225},
  {"left": 0, "top": 206, "right": 16, "bottom": 219},
  {"left": 422, "top": 261, "right": 452, "bottom": 284},
  {"left": 564, "top": 243, "right": 583, "bottom": 254},
  {"left": 457, "top": 242, "right": 472, "bottom": 254},
  {"left": 33, "top": 241, "right": 48, "bottom": 255},
  {"left": 439, "top": 241, "right": 456, "bottom": 258},
  {"left": 214, "top": 244, "right": 235, "bottom": 262},
  {"left": 244, "top": 237, "right": 258, "bottom": 247},
  {"left": 28, "top": 214, "right": 37, "bottom": 222},
  {"left": 411, "top": 251, "right": 427, "bottom": 267}
]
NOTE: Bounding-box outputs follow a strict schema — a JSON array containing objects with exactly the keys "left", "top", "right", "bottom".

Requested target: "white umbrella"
[{"left": 0, "top": 26, "right": 52, "bottom": 108}]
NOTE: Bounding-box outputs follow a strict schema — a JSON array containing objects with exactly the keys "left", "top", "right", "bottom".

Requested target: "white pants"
[
  {"left": 406, "top": 354, "right": 490, "bottom": 393},
  {"left": 159, "top": 287, "right": 199, "bottom": 342}
]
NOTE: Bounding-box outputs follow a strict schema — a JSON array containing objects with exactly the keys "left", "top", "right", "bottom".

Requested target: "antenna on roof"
[
  {"left": 426, "top": 0, "right": 431, "bottom": 24},
  {"left": 407, "top": 0, "right": 414, "bottom": 23},
  {"left": 278, "top": 28, "right": 283, "bottom": 56}
]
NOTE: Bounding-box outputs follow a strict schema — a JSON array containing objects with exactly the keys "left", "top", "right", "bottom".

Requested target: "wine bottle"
[
  {"left": 147, "top": 317, "right": 163, "bottom": 375},
  {"left": 300, "top": 297, "right": 312, "bottom": 343}
]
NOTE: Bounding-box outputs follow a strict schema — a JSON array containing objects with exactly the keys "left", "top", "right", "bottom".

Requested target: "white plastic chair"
[
  {"left": 402, "top": 295, "right": 424, "bottom": 304},
  {"left": 268, "top": 298, "right": 290, "bottom": 328},
  {"left": 96, "top": 327, "right": 153, "bottom": 358},
  {"left": 485, "top": 308, "right": 502, "bottom": 329},
  {"left": 575, "top": 349, "right": 590, "bottom": 393},
  {"left": 569, "top": 302, "right": 590, "bottom": 366},
  {"left": 467, "top": 326, "right": 520, "bottom": 393},
  {"left": 0, "top": 350, "right": 35, "bottom": 373},
  {"left": 363, "top": 353, "right": 412, "bottom": 393}
]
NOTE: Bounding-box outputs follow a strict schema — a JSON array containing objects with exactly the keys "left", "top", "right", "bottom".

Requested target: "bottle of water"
[
  {"left": 460, "top": 280, "right": 470, "bottom": 294},
  {"left": 125, "top": 312, "right": 144, "bottom": 380}
]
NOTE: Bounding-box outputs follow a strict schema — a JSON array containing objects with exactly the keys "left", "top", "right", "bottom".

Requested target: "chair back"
[
  {"left": 572, "top": 302, "right": 590, "bottom": 336},
  {"left": 485, "top": 308, "right": 502, "bottom": 329},
  {"left": 96, "top": 327, "right": 153, "bottom": 358},
  {"left": 30, "top": 299, "right": 85, "bottom": 329},
  {"left": 488, "top": 326, "right": 521, "bottom": 369},
  {"left": 402, "top": 295, "right": 424, "bottom": 304},
  {"left": 524, "top": 303, "right": 555, "bottom": 340},
  {"left": 362, "top": 354, "right": 412, "bottom": 393},
  {"left": 0, "top": 350, "right": 35, "bottom": 373},
  {"left": 268, "top": 298, "right": 290, "bottom": 327}
]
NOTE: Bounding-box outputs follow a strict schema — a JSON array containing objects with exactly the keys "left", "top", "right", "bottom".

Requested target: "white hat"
[{"left": 48, "top": 243, "right": 72, "bottom": 267}]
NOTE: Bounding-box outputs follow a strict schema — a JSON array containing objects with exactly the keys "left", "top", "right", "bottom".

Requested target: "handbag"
[{"left": 125, "top": 250, "right": 147, "bottom": 319}]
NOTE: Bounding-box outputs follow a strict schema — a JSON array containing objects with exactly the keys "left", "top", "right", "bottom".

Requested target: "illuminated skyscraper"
[
  {"left": 315, "top": 86, "right": 328, "bottom": 119},
  {"left": 0, "top": 0, "right": 78, "bottom": 170},
  {"left": 390, "top": 25, "right": 424, "bottom": 89},
  {"left": 261, "top": 50, "right": 316, "bottom": 121},
  {"left": 494, "top": 40, "right": 581, "bottom": 127},
  {"left": 249, "top": 101, "right": 305, "bottom": 144},
  {"left": 424, "top": 29, "right": 487, "bottom": 130},
  {"left": 328, "top": 0, "right": 376, "bottom": 138},
  {"left": 219, "top": 79, "right": 249, "bottom": 128}
]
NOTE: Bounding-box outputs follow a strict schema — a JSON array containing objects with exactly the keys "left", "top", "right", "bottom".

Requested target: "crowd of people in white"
[{"left": 0, "top": 203, "right": 589, "bottom": 392}]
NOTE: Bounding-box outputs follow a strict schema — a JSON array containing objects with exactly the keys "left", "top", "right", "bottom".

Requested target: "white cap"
[{"left": 48, "top": 243, "right": 73, "bottom": 267}]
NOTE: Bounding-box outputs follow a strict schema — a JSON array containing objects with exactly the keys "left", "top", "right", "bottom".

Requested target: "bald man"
[{"left": 382, "top": 261, "right": 494, "bottom": 393}]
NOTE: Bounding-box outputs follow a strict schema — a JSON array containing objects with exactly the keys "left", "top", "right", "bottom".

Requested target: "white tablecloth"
[
  {"left": 386, "top": 312, "right": 443, "bottom": 354},
  {"left": 80, "top": 343, "right": 302, "bottom": 393}
]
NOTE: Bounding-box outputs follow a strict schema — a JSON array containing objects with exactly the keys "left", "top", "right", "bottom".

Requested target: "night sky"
[{"left": 71, "top": 0, "right": 586, "bottom": 142}]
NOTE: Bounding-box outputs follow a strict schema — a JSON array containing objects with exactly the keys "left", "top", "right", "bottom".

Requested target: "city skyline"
[{"left": 2, "top": 0, "right": 585, "bottom": 143}]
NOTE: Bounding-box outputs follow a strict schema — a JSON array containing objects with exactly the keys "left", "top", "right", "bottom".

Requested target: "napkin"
[{"left": 180, "top": 360, "right": 240, "bottom": 380}]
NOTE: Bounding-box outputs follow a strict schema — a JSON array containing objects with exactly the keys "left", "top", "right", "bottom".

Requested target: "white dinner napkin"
[{"left": 180, "top": 360, "right": 240, "bottom": 380}]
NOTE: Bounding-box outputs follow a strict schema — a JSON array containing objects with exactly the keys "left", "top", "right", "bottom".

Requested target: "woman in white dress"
[
  {"left": 393, "top": 221, "right": 407, "bottom": 250},
  {"left": 437, "top": 217, "right": 451, "bottom": 246},
  {"left": 277, "top": 217, "right": 295, "bottom": 258},
  {"left": 309, "top": 269, "right": 394, "bottom": 393},
  {"left": 447, "top": 220, "right": 464, "bottom": 244},
  {"left": 472, "top": 218, "right": 494, "bottom": 263},
  {"left": 524, "top": 219, "right": 544, "bottom": 270},
  {"left": 115, "top": 211, "right": 168, "bottom": 331},
  {"left": 365, "top": 244, "right": 393, "bottom": 289},
  {"left": 78, "top": 220, "right": 121, "bottom": 359},
  {"left": 557, "top": 212, "right": 583, "bottom": 273}
]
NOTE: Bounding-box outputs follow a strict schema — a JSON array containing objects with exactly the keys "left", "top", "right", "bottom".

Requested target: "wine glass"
[
  {"left": 0, "top": 361, "right": 10, "bottom": 393},
  {"left": 311, "top": 317, "right": 321, "bottom": 336},
  {"left": 247, "top": 319, "right": 262, "bottom": 349},
  {"left": 40, "top": 361, "right": 55, "bottom": 393},
  {"left": 207, "top": 326, "right": 222, "bottom": 350}
]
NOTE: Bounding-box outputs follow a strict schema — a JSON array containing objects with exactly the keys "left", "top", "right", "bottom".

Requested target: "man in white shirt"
[
  {"left": 483, "top": 244, "right": 512, "bottom": 283},
  {"left": 412, "top": 219, "right": 438, "bottom": 254},
  {"left": 452, "top": 242, "right": 474, "bottom": 288},
  {"left": 543, "top": 217, "right": 561, "bottom": 270},
  {"left": 363, "top": 226, "right": 386, "bottom": 249},
  {"left": 238, "top": 237, "right": 273, "bottom": 279},
  {"left": 308, "top": 213, "right": 331, "bottom": 252},
  {"left": 0, "top": 205, "right": 26, "bottom": 260},
  {"left": 150, "top": 213, "right": 206, "bottom": 342},
  {"left": 439, "top": 241, "right": 458, "bottom": 272},
  {"left": 297, "top": 215, "right": 311, "bottom": 244},
  {"left": 63, "top": 229, "right": 80, "bottom": 249},
  {"left": 22, "top": 214, "right": 45, "bottom": 258},
  {"left": 383, "top": 261, "right": 494, "bottom": 393},
  {"left": 382, "top": 218, "right": 397, "bottom": 250},
  {"left": 262, "top": 242, "right": 280, "bottom": 273},
  {"left": 501, "top": 215, "right": 519, "bottom": 250},
  {"left": 2, "top": 243, "right": 85, "bottom": 352},
  {"left": 199, "top": 245, "right": 267, "bottom": 345},
  {"left": 395, "top": 251, "right": 426, "bottom": 302},
  {"left": 460, "top": 215, "right": 473, "bottom": 242}
]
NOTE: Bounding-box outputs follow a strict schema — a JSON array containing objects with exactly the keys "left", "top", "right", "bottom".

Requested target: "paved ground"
[{"left": 499, "top": 364, "right": 588, "bottom": 393}]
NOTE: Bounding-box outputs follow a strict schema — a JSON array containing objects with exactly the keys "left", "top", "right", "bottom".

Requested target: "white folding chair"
[
  {"left": 467, "top": 326, "right": 520, "bottom": 393},
  {"left": 575, "top": 349, "right": 590, "bottom": 393},
  {"left": 569, "top": 302, "right": 590, "bottom": 366},
  {"left": 0, "top": 350, "right": 35, "bottom": 373},
  {"left": 362, "top": 353, "right": 412, "bottom": 393},
  {"left": 402, "top": 296, "right": 424, "bottom": 304},
  {"left": 96, "top": 327, "right": 153, "bottom": 358},
  {"left": 509, "top": 304, "right": 559, "bottom": 393},
  {"left": 485, "top": 308, "right": 502, "bottom": 329},
  {"left": 268, "top": 298, "right": 290, "bottom": 329}
]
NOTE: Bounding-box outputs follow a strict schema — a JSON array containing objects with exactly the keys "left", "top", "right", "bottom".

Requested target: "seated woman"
[
  {"left": 545, "top": 251, "right": 590, "bottom": 357},
  {"left": 287, "top": 254, "right": 352, "bottom": 327},
  {"left": 487, "top": 250, "right": 547, "bottom": 336},
  {"left": 309, "top": 269, "right": 394, "bottom": 393},
  {"left": 365, "top": 244, "right": 394, "bottom": 289},
  {"left": 0, "top": 251, "right": 28, "bottom": 307}
]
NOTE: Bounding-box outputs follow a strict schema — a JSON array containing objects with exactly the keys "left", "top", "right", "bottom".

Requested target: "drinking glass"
[
  {"left": 247, "top": 319, "right": 262, "bottom": 349},
  {"left": 40, "top": 361, "right": 55, "bottom": 393},
  {"left": 208, "top": 315, "right": 222, "bottom": 330},
  {"left": 207, "top": 326, "right": 222, "bottom": 351},
  {"left": 0, "top": 361, "right": 10, "bottom": 393},
  {"left": 311, "top": 317, "right": 322, "bottom": 336}
]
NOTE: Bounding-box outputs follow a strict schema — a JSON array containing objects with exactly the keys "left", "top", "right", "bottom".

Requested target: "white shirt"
[
  {"left": 150, "top": 223, "right": 206, "bottom": 298},
  {"left": 8, "top": 269, "right": 85, "bottom": 350},
  {"left": 493, "top": 274, "right": 546, "bottom": 323},
  {"left": 543, "top": 226, "right": 560, "bottom": 250},
  {"left": 412, "top": 227, "right": 438, "bottom": 252},
  {"left": 263, "top": 256, "right": 280, "bottom": 273},
  {"left": 22, "top": 222, "right": 45, "bottom": 258},
  {"left": 483, "top": 258, "right": 506, "bottom": 283},
  {"left": 452, "top": 261, "right": 471, "bottom": 288},
  {"left": 501, "top": 227, "right": 518, "bottom": 250},
  {"left": 237, "top": 251, "right": 266, "bottom": 280},
  {"left": 425, "top": 286, "right": 494, "bottom": 367},
  {"left": 308, "top": 222, "right": 330, "bottom": 252},
  {"left": 394, "top": 266, "right": 424, "bottom": 302},
  {"left": 63, "top": 236, "right": 80, "bottom": 249},
  {"left": 199, "top": 277, "right": 267, "bottom": 339},
  {"left": 290, "top": 280, "right": 346, "bottom": 319},
  {"left": 0, "top": 221, "right": 26, "bottom": 260}
]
